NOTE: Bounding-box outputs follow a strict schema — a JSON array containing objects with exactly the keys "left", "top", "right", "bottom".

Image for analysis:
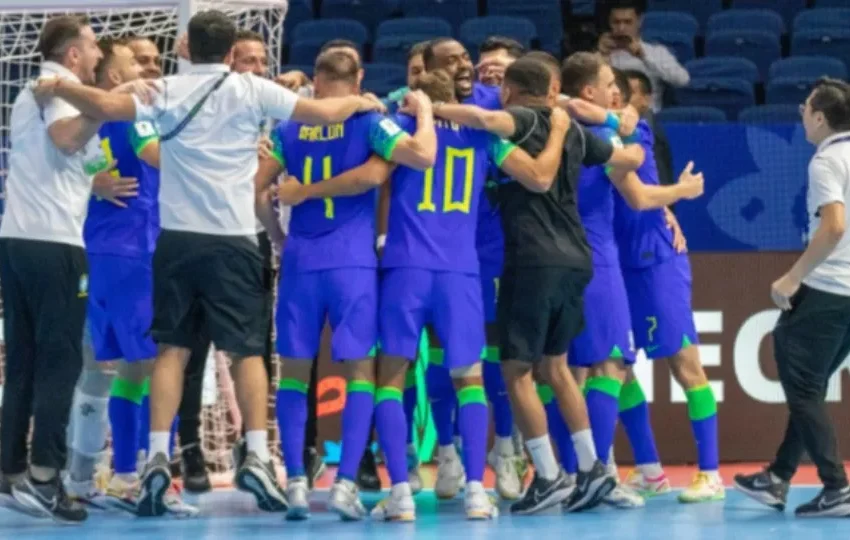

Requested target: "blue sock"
[
  {"left": 403, "top": 369, "right": 417, "bottom": 445},
  {"left": 277, "top": 377, "right": 308, "bottom": 478},
  {"left": 687, "top": 385, "right": 719, "bottom": 471},
  {"left": 457, "top": 385, "right": 488, "bottom": 482},
  {"left": 619, "top": 379, "right": 661, "bottom": 466},
  {"left": 139, "top": 379, "right": 150, "bottom": 454},
  {"left": 538, "top": 384, "right": 577, "bottom": 474},
  {"left": 585, "top": 376, "right": 623, "bottom": 465},
  {"left": 170, "top": 416, "right": 178, "bottom": 455},
  {"left": 338, "top": 380, "right": 375, "bottom": 482},
  {"left": 375, "top": 387, "right": 408, "bottom": 485},
  {"left": 426, "top": 356, "right": 456, "bottom": 447},
  {"left": 482, "top": 347, "right": 513, "bottom": 438},
  {"left": 109, "top": 378, "right": 144, "bottom": 475}
]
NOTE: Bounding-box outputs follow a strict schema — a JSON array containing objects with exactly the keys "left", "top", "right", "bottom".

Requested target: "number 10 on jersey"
[
  {"left": 418, "top": 147, "right": 475, "bottom": 214},
  {"left": 303, "top": 155, "right": 335, "bottom": 219}
]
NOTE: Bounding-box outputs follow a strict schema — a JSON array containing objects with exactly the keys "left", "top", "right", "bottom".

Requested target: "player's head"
[
  {"left": 423, "top": 38, "right": 475, "bottom": 101},
  {"left": 500, "top": 57, "right": 551, "bottom": 108},
  {"left": 407, "top": 41, "right": 430, "bottom": 89},
  {"left": 231, "top": 30, "right": 267, "bottom": 77},
  {"left": 611, "top": 68, "right": 631, "bottom": 109},
  {"left": 411, "top": 70, "right": 456, "bottom": 104},
  {"left": 624, "top": 69, "right": 652, "bottom": 115},
  {"left": 94, "top": 38, "right": 142, "bottom": 90},
  {"left": 319, "top": 39, "right": 363, "bottom": 85},
  {"left": 187, "top": 10, "right": 236, "bottom": 65},
  {"left": 608, "top": 0, "right": 643, "bottom": 40},
  {"left": 523, "top": 50, "right": 561, "bottom": 100},
  {"left": 313, "top": 50, "right": 360, "bottom": 99},
  {"left": 562, "top": 52, "right": 616, "bottom": 109},
  {"left": 477, "top": 36, "right": 525, "bottom": 86},
  {"left": 37, "top": 15, "right": 103, "bottom": 85},
  {"left": 802, "top": 78, "right": 850, "bottom": 145},
  {"left": 126, "top": 35, "right": 162, "bottom": 79}
]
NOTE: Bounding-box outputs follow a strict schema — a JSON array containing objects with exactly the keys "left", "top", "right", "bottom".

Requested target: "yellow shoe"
[{"left": 678, "top": 472, "right": 725, "bottom": 503}]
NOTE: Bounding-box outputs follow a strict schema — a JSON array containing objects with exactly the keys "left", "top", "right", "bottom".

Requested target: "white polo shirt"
[
  {"left": 0, "top": 62, "right": 105, "bottom": 247},
  {"left": 803, "top": 131, "right": 850, "bottom": 297},
  {"left": 134, "top": 63, "right": 299, "bottom": 237}
]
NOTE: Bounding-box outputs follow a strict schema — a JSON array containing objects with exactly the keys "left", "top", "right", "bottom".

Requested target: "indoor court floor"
[{"left": 1, "top": 464, "right": 848, "bottom": 540}]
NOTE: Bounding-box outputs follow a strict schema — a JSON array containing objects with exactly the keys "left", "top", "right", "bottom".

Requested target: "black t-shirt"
[{"left": 497, "top": 106, "right": 614, "bottom": 269}]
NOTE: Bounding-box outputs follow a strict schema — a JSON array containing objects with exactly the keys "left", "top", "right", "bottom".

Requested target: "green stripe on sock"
[
  {"left": 686, "top": 384, "right": 717, "bottom": 421},
  {"left": 457, "top": 385, "right": 487, "bottom": 406},
  {"left": 618, "top": 380, "right": 647, "bottom": 412},
  {"left": 429, "top": 348, "right": 445, "bottom": 366},
  {"left": 483, "top": 346, "right": 500, "bottom": 363},
  {"left": 537, "top": 384, "right": 554, "bottom": 404},
  {"left": 347, "top": 380, "right": 376, "bottom": 394},
  {"left": 376, "top": 387, "right": 403, "bottom": 404},
  {"left": 585, "top": 376, "right": 623, "bottom": 399},
  {"left": 111, "top": 377, "right": 146, "bottom": 405},
  {"left": 142, "top": 377, "right": 150, "bottom": 397},
  {"left": 404, "top": 368, "right": 417, "bottom": 389},
  {"left": 278, "top": 378, "right": 308, "bottom": 393}
]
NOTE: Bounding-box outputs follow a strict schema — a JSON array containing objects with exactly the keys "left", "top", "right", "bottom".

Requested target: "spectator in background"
[
  {"left": 624, "top": 69, "right": 674, "bottom": 188},
  {"left": 477, "top": 36, "right": 525, "bottom": 87},
  {"left": 599, "top": 0, "right": 689, "bottom": 111},
  {"left": 383, "top": 41, "right": 430, "bottom": 111}
]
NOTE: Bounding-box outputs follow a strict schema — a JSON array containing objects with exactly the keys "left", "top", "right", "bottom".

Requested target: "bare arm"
[
  {"left": 388, "top": 95, "right": 437, "bottom": 170},
  {"left": 497, "top": 108, "right": 570, "bottom": 193},
  {"left": 47, "top": 115, "right": 102, "bottom": 155},
  {"left": 304, "top": 156, "right": 393, "bottom": 199},
  {"left": 290, "top": 95, "right": 380, "bottom": 125},
  {"left": 377, "top": 182, "right": 390, "bottom": 237},
  {"left": 611, "top": 161, "right": 703, "bottom": 210},
  {"left": 433, "top": 103, "right": 517, "bottom": 138},
  {"left": 45, "top": 79, "right": 138, "bottom": 122},
  {"left": 788, "top": 202, "right": 845, "bottom": 283},
  {"left": 607, "top": 144, "right": 645, "bottom": 172},
  {"left": 137, "top": 140, "right": 160, "bottom": 169},
  {"left": 254, "top": 155, "right": 285, "bottom": 238}
]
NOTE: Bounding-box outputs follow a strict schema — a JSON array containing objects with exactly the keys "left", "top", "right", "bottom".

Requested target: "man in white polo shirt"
[
  {"left": 735, "top": 78, "right": 850, "bottom": 518},
  {"left": 0, "top": 15, "right": 105, "bottom": 524},
  {"left": 33, "top": 9, "right": 382, "bottom": 518}
]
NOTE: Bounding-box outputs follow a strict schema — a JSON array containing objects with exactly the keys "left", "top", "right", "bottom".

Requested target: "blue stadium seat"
[
  {"left": 377, "top": 17, "right": 453, "bottom": 39},
  {"left": 705, "top": 30, "right": 781, "bottom": 82},
  {"left": 320, "top": 0, "right": 395, "bottom": 34},
  {"left": 642, "top": 29, "right": 695, "bottom": 63},
  {"left": 373, "top": 35, "right": 433, "bottom": 65},
  {"left": 766, "top": 76, "right": 820, "bottom": 105},
  {"left": 571, "top": 0, "right": 595, "bottom": 16},
  {"left": 685, "top": 57, "right": 759, "bottom": 84},
  {"left": 791, "top": 28, "right": 850, "bottom": 72},
  {"left": 732, "top": 0, "right": 806, "bottom": 29},
  {"left": 769, "top": 56, "right": 848, "bottom": 81},
  {"left": 707, "top": 9, "right": 785, "bottom": 37},
  {"left": 793, "top": 8, "right": 850, "bottom": 32},
  {"left": 675, "top": 78, "right": 755, "bottom": 119},
  {"left": 646, "top": 0, "right": 723, "bottom": 33},
  {"left": 641, "top": 12, "right": 699, "bottom": 40},
  {"left": 401, "top": 0, "right": 478, "bottom": 33},
  {"left": 288, "top": 41, "right": 365, "bottom": 66},
  {"left": 656, "top": 106, "right": 727, "bottom": 123},
  {"left": 486, "top": 0, "right": 563, "bottom": 54},
  {"left": 459, "top": 17, "right": 537, "bottom": 51},
  {"left": 816, "top": 0, "right": 850, "bottom": 7},
  {"left": 738, "top": 104, "right": 801, "bottom": 124},
  {"left": 291, "top": 19, "right": 370, "bottom": 47},
  {"left": 362, "top": 63, "right": 408, "bottom": 94},
  {"left": 283, "top": 0, "right": 313, "bottom": 43}
]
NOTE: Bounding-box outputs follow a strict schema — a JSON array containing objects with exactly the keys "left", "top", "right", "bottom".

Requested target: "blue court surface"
[{"left": 1, "top": 487, "right": 848, "bottom": 540}]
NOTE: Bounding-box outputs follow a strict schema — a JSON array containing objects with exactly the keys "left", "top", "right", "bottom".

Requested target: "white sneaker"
[
  {"left": 64, "top": 477, "right": 109, "bottom": 510},
  {"left": 163, "top": 484, "right": 199, "bottom": 518},
  {"left": 604, "top": 483, "right": 646, "bottom": 509},
  {"left": 625, "top": 469, "right": 672, "bottom": 497},
  {"left": 487, "top": 450, "right": 522, "bottom": 500},
  {"left": 329, "top": 478, "right": 367, "bottom": 521},
  {"left": 407, "top": 444, "right": 423, "bottom": 495},
  {"left": 435, "top": 450, "right": 465, "bottom": 500},
  {"left": 464, "top": 482, "right": 499, "bottom": 520},
  {"left": 679, "top": 472, "right": 725, "bottom": 503},
  {"left": 371, "top": 483, "right": 415, "bottom": 522},
  {"left": 285, "top": 476, "right": 310, "bottom": 520},
  {"left": 104, "top": 474, "right": 140, "bottom": 514}
]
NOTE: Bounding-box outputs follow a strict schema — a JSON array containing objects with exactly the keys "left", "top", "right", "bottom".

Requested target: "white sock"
[
  {"left": 391, "top": 482, "right": 411, "bottom": 497},
  {"left": 525, "top": 435, "right": 559, "bottom": 480},
  {"left": 149, "top": 432, "right": 170, "bottom": 460},
  {"left": 438, "top": 444, "right": 457, "bottom": 460},
  {"left": 608, "top": 446, "right": 616, "bottom": 467},
  {"left": 700, "top": 469, "right": 721, "bottom": 482},
  {"left": 638, "top": 463, "right": 665, "bottom": 479},
  {"left": 246, "top": 430, "right": 271, "bottom": 462},
  {"left": 571, "top": 429, "right": 597, "bottom": 472},
  {"left": 466, "top": 480, "right": 484, "bottom": 494},
  {"left": 494, "top": 436, "right": 514, "bottom": 456}
]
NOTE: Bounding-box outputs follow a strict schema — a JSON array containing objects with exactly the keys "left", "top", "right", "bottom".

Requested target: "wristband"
[{"left": 604, "top": 111, "right": 620, "bottom": 131}]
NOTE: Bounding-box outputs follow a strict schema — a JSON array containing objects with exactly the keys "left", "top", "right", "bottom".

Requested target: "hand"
[
  {"left": 618, "top": 105, "right": 639, "bottom": 138},
  {"left": 598, "top": 33, "right": 617, "bottom": 56},
  {"left": 771, "top": 273, "right": 801, "bottom": 310},
  {"left": 257, "top": 136, "right": 273, "bottom": 161},
  {"left": 676, "top": 161, "right": 704, "bottom": 200},
  {"left": 399, "top": 89, "right": 432, "bottom": 117},
  {"left": 277, "top": 176, "right": 307, "bottom": 206},
  {"left": 362, "top": 92, "right": 388, "bottom": 114},
  {"left": 356, "top": 93, "right": 386, "bottom": 113},
  {"left": 665, "top": 209, "right": 687, "bottom": 253},
  {"left": 92, "top": 161, "right": 139, "bottom": 208},
  {"left": 476, "top": 56, "right": 511, "bottom": 86},
  {"left": 628, "top": 38, "right": 645, "bottom": 58},
  {"left": 175, "top": 33, "right": 189, "bottom": 61},
  {"left": 275, "top": 70, "right": 310, "bottom": 91},
  {"left": 113, "top": 79, "right": 160, "bottom": 104},
  {"left": 550, "top": 106, "right": 570, "bottom": 133}
]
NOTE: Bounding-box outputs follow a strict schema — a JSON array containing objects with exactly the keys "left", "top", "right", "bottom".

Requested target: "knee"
[
  {"left": 668, "top": 349, "right": 707, "bottom": 389},
  {"left": 76, "top": 365, "right": 116, "bottom": 397},
  {"left": 347, "top": 357, "right": 376, "bottom": 382},
  {"left": 450, "top": 363, "right": 483, "bottom": 388},
  {"left": 279, "top": 359, "right": 313, "bottom": 383}
]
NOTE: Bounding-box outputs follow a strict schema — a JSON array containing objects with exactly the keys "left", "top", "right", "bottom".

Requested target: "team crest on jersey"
[
  {"left": 77, "top": 274, "right": 89, "bottom": 298},
  {"left": 379, "top": 118, "right": 401, "bottom": 136}
]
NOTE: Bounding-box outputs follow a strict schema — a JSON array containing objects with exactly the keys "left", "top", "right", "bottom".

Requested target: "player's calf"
[
  {"left": 276, "top": 358, "right": 313, "bottom": 518},
  {"left": 427, "top": 360, "right": 465, "bottom": 499}
]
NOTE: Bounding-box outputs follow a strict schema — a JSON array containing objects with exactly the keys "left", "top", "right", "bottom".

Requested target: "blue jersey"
[
  {"left": 614, "top": 120, "right": 677, "bottom": 268},
  {"left": 466, "top": 83, "right": 501, "bottom": 111},
  {"left": 84, "top": 121, "right": 159, "bottom": 257},
  {"left": 382, "top": 115, "right": 516, "bottom": 274},
  {"left": 469, "top": 82, "right": 504, "bottom": 266},
  {"left": 272, "top": 111, "right": 405, "bottom": 272},
  {"left": 578, "top": 124, "right": 621, "bottom": 267}
]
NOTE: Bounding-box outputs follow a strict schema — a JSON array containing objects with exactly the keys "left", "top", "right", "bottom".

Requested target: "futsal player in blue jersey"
[{"left": 254, "top": 51, "right": 437, "bottom": 521}]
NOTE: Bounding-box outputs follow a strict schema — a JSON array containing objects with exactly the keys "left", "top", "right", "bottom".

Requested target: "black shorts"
[
  {"left": 496, "top": 265, "right": 592, "bottom": 362},
  {"left": 152, "top": 230, "right": 266, "bottom": 358}
]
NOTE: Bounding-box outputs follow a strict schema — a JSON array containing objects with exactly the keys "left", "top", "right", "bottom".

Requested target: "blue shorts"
[
  {"left": 87, "top": 253, "right": 156, "bottom": 362},
  {"left": 276, "top": 268, "right": 377, "bottom": 361},
  {"left": 380, "top": 268, "right": 484, "bottom": 370},
  {"left": 480, "top": 263, "right": 501, "bottom": 324},
  {"left": 623, "top": 255, "right": 699, "bottom": 359},
  {"left": 569, "top": 264, "right": 635, "bottom": 368}
]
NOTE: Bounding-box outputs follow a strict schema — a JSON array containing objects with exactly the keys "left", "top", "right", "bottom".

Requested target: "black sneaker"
[
  {"left": 356, "top": 449, "right": 381, "bottom": 492},
  {"left": 564, "top": 460, "right": 616, "bottom": 512},
  {"left": 733, "top": 470, "right": 789, "bottom": 511},
  {"left": 305, "top": 447, "right": 326, "bottom": 490},
  {"left": 510, "top": 470, "right": 572, "bottom": 514},
  {"left": 795, "top": 486, "right": 850, "bottom": 517},
  {"left": 181, "top": 444, "right": 211, "bottom": 494},
  {"left": 137, "top": 452, "right": 172, "bottom": 518},
  {"left": 11, "top": 475, "right": 88, "bottom": 523},
  {"left": 234, "top": 452, "right": 288, "bottom": 512}
]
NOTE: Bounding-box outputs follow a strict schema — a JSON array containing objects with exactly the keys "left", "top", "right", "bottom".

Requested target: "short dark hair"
[
  {"left": 809, "top": 78, "right": 850, "bottom": 131},
  {"left": 408, "top": 40, "right": 430, "bottom": 62},
  {"left": 624, "top": 69, "right": 652, "bottom": 96},
  {"left": 320, "top": 39, "right": 358, "bottom": 54},
  {"left": 479, "top": 36, "right": 525, "bottom": 59},
  {"left": 613, "top": 68, "right": 631, "bottom": 103},
  {"left": 504, "top": 58, "right": 551, "bottom": 98},
  {"left": 561, "top": 51, "right": 605, "bottom": 98},
  {"left": 412, "top": 70, "right": 455, "bottom": 102},
  {"left": 188, "top": 10, "right": 236, "bottom": 64},
  {"left": 235, "top": 29, "right": 264, "bottom": 45},
  {"left": 94, "top": 37, "right": 128, "bottom": 84},
  {"left": 37, "top": 15, "right": 89, "bottom": 61},
  {"left": 523, "top": 50, "right": 560, "bottom": 78},
  {"left": 422, "top": 37, "right": 455, "bottom": 70},
  {"left": 314, "top": 50, "right": 360, "bottom": 84}
]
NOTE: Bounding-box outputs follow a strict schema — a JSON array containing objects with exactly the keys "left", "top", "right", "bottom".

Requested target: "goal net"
[{"left": 0, "top": 0, "right": 288, "bottom": 487}]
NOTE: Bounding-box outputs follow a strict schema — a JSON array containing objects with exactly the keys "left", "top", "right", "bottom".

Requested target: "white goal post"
[{"left": 0, "top": 0, "right": 289, "bottom": 486}]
